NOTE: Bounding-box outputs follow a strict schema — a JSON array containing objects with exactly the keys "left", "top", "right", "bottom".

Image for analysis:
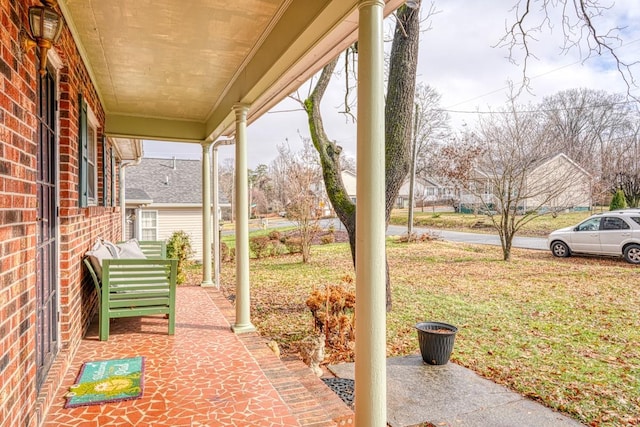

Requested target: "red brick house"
[{"left": 1, "top": 1, "right": 403, "bottom": 425}]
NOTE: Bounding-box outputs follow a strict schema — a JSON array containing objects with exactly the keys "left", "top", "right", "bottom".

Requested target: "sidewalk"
[{"left": 328, "top": 355, "right": 584, "bottom": 427}]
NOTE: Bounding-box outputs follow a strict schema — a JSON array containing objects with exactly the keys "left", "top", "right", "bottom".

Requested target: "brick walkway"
[{"left": 44, "top": 286, "right": 352, "bottom": 426}]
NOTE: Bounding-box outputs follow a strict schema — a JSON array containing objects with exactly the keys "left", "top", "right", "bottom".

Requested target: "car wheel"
[
  {"left": 551, "top": 241, "right": 571, "bottom": 258},
  {"left": 623, "top": 244, "right": 640, "bottom": 264}
]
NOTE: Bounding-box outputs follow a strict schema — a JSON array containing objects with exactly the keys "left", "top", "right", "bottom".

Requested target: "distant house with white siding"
[
  {"left": 457, "top": 153, "right": 591, "bottom": 213},
  {"left": 125, "top": 157, "right": 229, "bottom": 261},
  {"left": 396, "top": 176, "right": 455, "bottom": 208}
]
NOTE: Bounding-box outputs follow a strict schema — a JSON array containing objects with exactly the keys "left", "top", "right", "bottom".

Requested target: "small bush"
[
  {"left": 272, "top": 241, "right": 288, "bottom": 256},
  {"left": 284, "top": 236, "right": 302, "bottom": 254},
  {"left": 249, "top": 236, "right": 274, "bottom": 259},
  {"left": 167, "top": 231, "right": 193, "bottom": 285},
  {"left": 320, "top": 234, "right": 335, "bottom": 245},
  {"left": 219, "top": 242, "right": 234, "bottom": 262},
  {"left": 305, "top": 276, "right": 356, "bottom": 359},
  {"left": 268, "top": 230, "right": 281, "bottom": 241},
  {"left": 610, "top": 189, "right": 628, "bottom": 211}
]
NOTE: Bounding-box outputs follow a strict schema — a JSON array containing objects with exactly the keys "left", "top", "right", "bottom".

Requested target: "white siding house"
[{"left": 126, "top": 158, "right": 229, "bottom": 261}]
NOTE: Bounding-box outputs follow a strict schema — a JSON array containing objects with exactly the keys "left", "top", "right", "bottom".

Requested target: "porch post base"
[
  {"left": 231, "top": 323, "right": 256, "bottom": 334},
  {"left": 200, "top": 280, "right": 215, "bottom": 287}
]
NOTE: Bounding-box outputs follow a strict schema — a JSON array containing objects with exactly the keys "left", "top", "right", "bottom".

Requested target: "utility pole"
[{"left": 408, "top": 102, "right": 419, "bottom": 238}]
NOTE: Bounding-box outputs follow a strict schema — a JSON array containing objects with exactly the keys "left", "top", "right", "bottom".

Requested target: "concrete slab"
[{"left": 328, "top": 355, "right": 584, "bottom": 427}]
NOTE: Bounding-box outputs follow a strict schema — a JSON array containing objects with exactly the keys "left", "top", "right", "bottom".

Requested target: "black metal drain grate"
[{"left": 322, "top": 377, "right": 354, "bottom": 408}]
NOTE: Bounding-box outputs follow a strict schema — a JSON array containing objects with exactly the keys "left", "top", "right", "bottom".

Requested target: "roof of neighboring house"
[
  {"left": 126, "top": 157, "right": 207, "bottom": 205},
  {"left": 126, "top": 188, "right": 153, "bottom": 205}
]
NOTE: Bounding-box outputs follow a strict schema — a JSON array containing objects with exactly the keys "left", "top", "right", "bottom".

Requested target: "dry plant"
[{"left": 305, "top": 276, "right": 356, "bottom": 361}]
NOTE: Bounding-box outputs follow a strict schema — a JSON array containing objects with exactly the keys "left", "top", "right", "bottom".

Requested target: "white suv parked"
[{"left": 548, "top": 210, "right": 640, "bottom": 264}]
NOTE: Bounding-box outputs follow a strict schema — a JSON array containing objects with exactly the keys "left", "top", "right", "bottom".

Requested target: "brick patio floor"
[{"left": 43, "top": 286, "right": 353, "bottom": 427}]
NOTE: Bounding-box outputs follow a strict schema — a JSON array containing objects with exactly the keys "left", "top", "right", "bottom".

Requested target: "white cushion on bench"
[
  {"left": 117, "top": 239, "right": 147, "bottom": 259},
  {"left": 85, "top": 240, "right": 113, "bottom": 278}
]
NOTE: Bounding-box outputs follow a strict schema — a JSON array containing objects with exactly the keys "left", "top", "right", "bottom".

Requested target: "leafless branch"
[{"left": 497, "top": 0, "right": 638, "bottom": 98}]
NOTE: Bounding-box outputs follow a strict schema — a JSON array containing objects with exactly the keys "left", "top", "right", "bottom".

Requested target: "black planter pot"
[{"left": 415, "top": 321, "right": 458, "bottom": 365}]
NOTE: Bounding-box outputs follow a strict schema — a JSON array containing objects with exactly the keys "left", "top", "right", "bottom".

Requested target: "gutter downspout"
[{"left": 212, "top": 138, "right": 235, "bottom": 288}]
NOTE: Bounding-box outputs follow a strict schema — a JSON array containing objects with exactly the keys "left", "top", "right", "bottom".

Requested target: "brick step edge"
[{"left": 205, "top": 288, "right": 354, "bottom": 426}]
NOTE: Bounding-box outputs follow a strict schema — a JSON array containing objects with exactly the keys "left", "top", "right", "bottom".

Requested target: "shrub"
[
  {"left": 219, "top": 242, "right": 234, "bottom": 262},
  {"left": 284, "top": 236, "right": 302, "bottom": 254},
  {"left": 249, "top": 236, "right": 274, "bottom": 259},
  {"left": 320, "top": 234, "right": 335, "bottom": 244},
  {"left": 305, "top": 276, "right": 356, "bottom": 358},
  {"left": 271, "top": 241, "right": 288, "bottom": 256},
  {"left": 268, "top": 230, "right": 281, "bottom": 241},
  {"left": 167, "top": 231, "right": 193, "bottom": 285},
  {"left": 610, "top": 189, "right": 628, "bottom": 211}
]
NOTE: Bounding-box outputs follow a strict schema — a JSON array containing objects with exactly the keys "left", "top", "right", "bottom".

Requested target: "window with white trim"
[
  {"left": 78, "top": 93, "right": 99, "bottom": 207},
  {"left": 140, "top": 211, "right": 158, "bottom": 241},
  {"left": 86, "top": 119, "right": 97, "bottom": 204}
]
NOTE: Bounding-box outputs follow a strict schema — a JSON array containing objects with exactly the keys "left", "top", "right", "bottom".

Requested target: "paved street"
[
  {"left": 386, "top": 224, "right": 549, "bottom": 251},
  {"left": 238, "top": 217, "right": 550, "bottom": 251}
]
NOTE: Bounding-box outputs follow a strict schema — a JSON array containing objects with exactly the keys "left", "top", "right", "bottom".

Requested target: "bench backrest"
[{"left": 136, "top": 240, "right": 167, "bottom": 259}]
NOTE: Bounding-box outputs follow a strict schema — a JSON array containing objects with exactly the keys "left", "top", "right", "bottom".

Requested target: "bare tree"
[
  {"left": 274, "top": 140, "right": 323, "bottom": 263},
  {"left": 539, "top": 88, "right": 639, "bottom": 204},
  {"left": 605, "top": 119, "right": 640, "bottom": 207},
  {"left": 218, "top": 158, "right": 235, "bottom": 220},
  {"left": 500, "top": 0, "right": 639, "bottom": 94},
  {"left": 438, "top": 100, "right": 588, "bottom": 261},
  {"left": 413, "top": 83, "right": 451, "bottom": 179}
]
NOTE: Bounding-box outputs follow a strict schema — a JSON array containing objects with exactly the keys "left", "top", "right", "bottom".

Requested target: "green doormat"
[{"left": 65, "top": 356, "right": 145, "bottom": 408}]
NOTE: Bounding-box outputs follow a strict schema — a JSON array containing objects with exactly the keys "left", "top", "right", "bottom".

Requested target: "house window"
[
  {"left": 78, "top": 93, "right": 99, "bottom": 207},
  {"left": 87, "top": 122, "right": 97, "bottom": 203},
  {"left": 140, "top": 211, "right": 158, "bottom": 241}
]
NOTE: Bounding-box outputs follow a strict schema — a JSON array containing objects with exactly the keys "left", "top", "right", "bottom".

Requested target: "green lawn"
[{"left": 214, "top": 237, "right": 640, "bottom": 427}]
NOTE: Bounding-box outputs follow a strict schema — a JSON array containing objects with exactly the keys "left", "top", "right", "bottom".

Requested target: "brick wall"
[{"left": 0, "top": 1, "right": 123, "bottom": 425}]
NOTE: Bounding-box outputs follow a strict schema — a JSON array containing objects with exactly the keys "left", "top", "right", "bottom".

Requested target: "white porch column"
[
  {"left": 201, "top": 141, "right": 214, "bottom": 287},
  {"left": 232, "top": 104, "right": 256, "bottom": 334},
  {"left": 355, "top": 1, "right": 386, "bottom": 427}
]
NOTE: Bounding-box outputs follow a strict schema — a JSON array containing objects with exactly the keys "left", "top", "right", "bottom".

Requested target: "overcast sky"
[{"left": 144, "top": 0, "right": 640, "bottom": 168}]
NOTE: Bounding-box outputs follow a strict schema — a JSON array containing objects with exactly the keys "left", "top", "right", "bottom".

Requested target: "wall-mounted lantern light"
[{"left": 21, "top": 0, "right": 64, "bottom": 76}]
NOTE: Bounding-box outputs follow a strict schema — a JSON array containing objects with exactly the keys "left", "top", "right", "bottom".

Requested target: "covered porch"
[
  {"left": 12, "top": 0, "right": 406, "bottom": 425},
  {"left": 43, "top": 285, "right": 352, "bottom": 426}
]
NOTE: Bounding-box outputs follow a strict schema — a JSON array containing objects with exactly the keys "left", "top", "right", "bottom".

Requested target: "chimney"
[{"left": 172, "top": 156, "right": 177, "bottom": 170}]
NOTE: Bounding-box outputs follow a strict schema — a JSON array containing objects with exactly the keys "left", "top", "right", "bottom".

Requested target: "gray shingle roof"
[{"left": 125, "top": 158, "right": 205, "bottom": 204}]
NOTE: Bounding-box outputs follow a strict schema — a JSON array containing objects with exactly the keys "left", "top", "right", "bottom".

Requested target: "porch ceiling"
[{"left": 58, "top": 0, "right": 404, "bottom": 144}]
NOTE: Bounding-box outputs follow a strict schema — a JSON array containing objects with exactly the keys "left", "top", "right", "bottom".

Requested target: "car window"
[
  {"left": 601, "top": 217, "right": 630, "bottom": 230},
  {"left": 576, "top": 217, "right": 601, "bottom": 231},
  {"left": 631, "top": 217, "right": 640, "bottom": 226}
]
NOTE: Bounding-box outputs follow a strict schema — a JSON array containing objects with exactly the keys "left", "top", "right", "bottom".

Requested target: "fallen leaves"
[{"left": 211, "top": 238, "right": 639, "bottom": 427}]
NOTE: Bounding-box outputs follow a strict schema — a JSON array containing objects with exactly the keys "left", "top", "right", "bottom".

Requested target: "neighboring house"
[
  {"left": 342, "top": 170, "right": 358, "bottom": 202},
  {"left": 396, "top": 176, "right": 455, "bottom": 208},
  {"left": 125, "top": 157, "right": 230, "bottom": 261},
  {"left": 310, "top": 170, "right": 357, "bottom": 217},
  {"left": 457, "top": 153, "right": 592, "bottom": 213}
]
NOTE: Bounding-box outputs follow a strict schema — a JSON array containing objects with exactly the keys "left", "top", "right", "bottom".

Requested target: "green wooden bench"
[{"left": 84, "top": 240, "right": 177, "bottom": 341}]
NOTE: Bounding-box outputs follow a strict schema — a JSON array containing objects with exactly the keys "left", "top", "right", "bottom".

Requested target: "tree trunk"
[
  {"left": 304, "top": 3, "right": 421, "bottom": 311},
  {"left": 304, "top": 58, "right": 357, "bottom": 266}
]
